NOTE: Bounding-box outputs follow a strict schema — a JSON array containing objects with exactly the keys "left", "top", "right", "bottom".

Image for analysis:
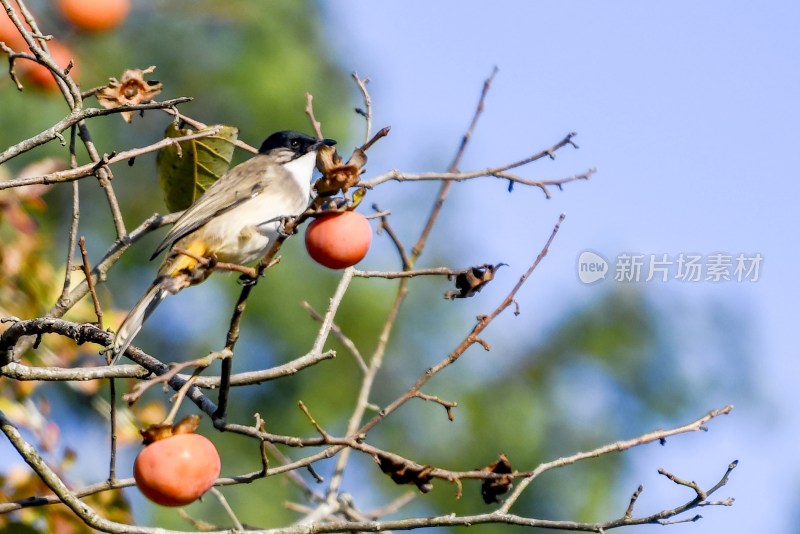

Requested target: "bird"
[{"left": 110, "top": 130, "right": 336, "bottom": 364}]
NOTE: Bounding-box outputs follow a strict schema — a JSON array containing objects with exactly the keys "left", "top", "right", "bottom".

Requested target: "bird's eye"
[{"left": 290, "top": 139, "right": 300, "bottom": 148}]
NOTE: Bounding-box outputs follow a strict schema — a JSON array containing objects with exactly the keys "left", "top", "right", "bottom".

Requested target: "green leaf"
[{"left": 157, "top": 123, "right": 239, "bottom": 212}]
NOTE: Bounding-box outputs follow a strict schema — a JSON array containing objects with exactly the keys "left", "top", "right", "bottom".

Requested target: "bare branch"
[
  {"left": 498, "top": 404, "right": 734, "bottom": 513},
  {"left": 352, "top": 72, "right": 373, "bottom": 145},
  {"left": 305, "top": 92, "right": 324, "bottom": 139},
  {"left": 362, "top": 136, "right": 590, "bottom": 190},
  {"left": 0, "top": 98, "right": 192, "bottom": 164},
  {"left": 0, "top": 126, "right": 222, "bottom": 191}
]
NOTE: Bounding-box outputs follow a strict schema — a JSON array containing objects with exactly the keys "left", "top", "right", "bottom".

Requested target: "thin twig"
[
  {"left": 59, "top": 126, "right": 80, "bottom": 301},
  {"left": 302, "top": 301, "right": 367, "bottom": 374},
  {"left": 0, "top": 126, "right": 223, "bottom": 191},
  {"left": 0, "top": 349, "right": 335, "bottom": 387},
  {"left": 78, "top": 237, "right": 103, "bottom": 329},
  {"left": 498, "top": 404, "right": 734, "bottom": 513},
  {"left": 124, "top": 352, "right": 227, "bottom": 406},
  {"left": 362, "top": 143, "right": 590, "bottom": 190},
  {"left": 0, "top": 98, "right": 192, "bottom": 164},
  {"left": 360, "top": 126, "right": 390, "bottom": 153},
  {"left": 352, "top": 72, "right": 373, "bottom": 145},
  {"left": 305, "top": 92, "right": 324, "bottom": 139},
  {"left": 209, "top": 487, "right": 244, "bottom": 531},
  {"left": 353, "top": 267, "right": 472, "bottom": 279},
  {"left": 159, "top": 108, "right": 257, "bottom": 154},
  {"left": 414, "top": 392, "right": 458, "bottom": 422},
  {"left": 372, "top": 204, "right": 409, "bottom": 270},
  {"left": 298, "top": 401, "right": 332, "bottom": 440},
  {"left": 658, "top": 468, "right": 707, "bottom": 500},
  {"left": 408, "top": 68, "right": 498, "bottom": 260},
  {"left": 76, "top": 121, "right": 126, "bottom": 239},
  {"left": 359, "top": 213, "right": 565, "bottom": 440},
  {"left": 624, "top": 485, "right": 644, "bottom": 520}
]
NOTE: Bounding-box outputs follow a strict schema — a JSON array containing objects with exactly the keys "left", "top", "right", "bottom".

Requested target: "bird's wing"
[{"left": 151, "top": 155, "right": 287, "bottom": 259}]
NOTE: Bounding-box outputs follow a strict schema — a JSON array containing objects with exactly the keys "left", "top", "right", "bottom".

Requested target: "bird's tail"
[{"left": 110, "top": 282, "right": 169, "bottom": 364}]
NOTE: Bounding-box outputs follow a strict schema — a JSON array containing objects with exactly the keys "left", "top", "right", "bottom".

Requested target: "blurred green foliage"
[{"left": 0, "top": 1, "right": 754, "bottom": 532}]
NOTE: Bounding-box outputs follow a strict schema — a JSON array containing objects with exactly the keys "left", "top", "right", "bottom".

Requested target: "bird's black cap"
[{"left": 258, "top": 130, "right": 336, "bottom": 155}]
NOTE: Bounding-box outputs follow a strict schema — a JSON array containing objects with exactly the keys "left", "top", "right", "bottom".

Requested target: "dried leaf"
[
  {"left": 481, "top": 453, "right": 514, "bottom": 504},
  {"left": 96, "top": 66, "right": 163, "bottom": 123},
  {"left": 375, "top": 454, "right": 434, "bottom": 493},
  {"left": 157, "top": 123, "right": 238, "bottom": 212},
  {"left": 444, "top": 263, "right": 507, "bottom": 300},
  {"left": 139, "top": 423, "right": 172, "bottom": 445},
  {"left": 172, "top": 414, "right": 201, "bottom": 435},
  {"left": 314, "top": 145, "right": 367, "bottom": 197}
]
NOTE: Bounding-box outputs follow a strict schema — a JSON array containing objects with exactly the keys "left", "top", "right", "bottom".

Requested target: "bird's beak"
[{"left": 312, "top": 138, "right": 337, "bottom": 151}]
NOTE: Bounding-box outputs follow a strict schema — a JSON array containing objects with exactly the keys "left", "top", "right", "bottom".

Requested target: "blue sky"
[{"left": 324, "top": 1, "right": 799, "bottom": 531}]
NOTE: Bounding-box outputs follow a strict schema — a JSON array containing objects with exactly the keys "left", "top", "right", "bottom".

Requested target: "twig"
[
  {"left": 0, "top": 126, "right": 223, "bottom": 191},
  {"left": 305, "top": 92, "right": 324, "bottom": 139},
  {"left": 360, "top": 126, "right": 390, "bottom": 153},
  {"left": 310, "top": 267, "right": 354, "bottom": 357},
  {"left": 159, "top": 108, "right": 258, "bottom": 154},
  {"left": 302, "top": 301, "right": 367, "bottom": 374},
  {"left": 363, "top": 491, "right": 416, "bottom": 520},
  {"left": 353, "top": 267, "right": 473, "bottom": 279},
  {"left": 498, "top": 404, "right": 734, "bottom": 514},
  {"left": 358, "top": 213, "right": 565, "bottom": 441},
  {"left": 0, "top": 408, "right": 133, "bottom": 532},
  {"left": 209, "top": 488, "right": 243, "bottom": 531},
  {"left": 705, "top": 459, "right": 738, "bottom": 495},
  {"left": 494, "top": 168, "right": 595, "bottom": 198},
  {"left": 0, "top": 98, "right": 192, "bottom": 164},
  {"left": 44, "top": 210, "right": 182, "bottom": 341},
  {"left": 1, "top": 361, "right": 150, "bottom": 381},
  {"left": 75, "top": 121, "right": 125, "bottom": 239},
  {"left": 163, "top": 375, "right": 201, "bottom": 426},
  {"left": 254, "top": 413, "right": 270, "bottom": 474},
  {"left": 362, "top": 142, "right": 590, "bottom": 190},
  {"left": 0, "top": 318, "right": 221, "bottom": 417},
  {"left": 1, "top": 349, "right": 336, "bottom": 387},
  {"left": 372, "top": 204, "right": 409, "bottom": 270},
  {"left": 352, "top": 72, "right": 373, "bottom": 145},
  {"left": 0, "top": 476, "right": 133, "bottom": 514},
  {"left": 298, "top": 401, "right": 332, "bottom": 440},
  {"left": 124, "top": 352, "right": 227, "bottom": 406},
  {"left": 107, "top": 377, "right": 118, "bottom": 482},
  {"left": 414, "top": 392, "right": 458, "bottom": 422},
  {"left": 410, "top": 67, "right": 498, "bottom": 261},
  {"left": 624, "top": 485, "right": 644, "bottom": 520},
  {"left": 78, "top": 237, "right": 103, "bottom": 329},
  {"left": 59, "top": 126, "right": 80, "bottom": 301},
  {"left": 658, "top": 468, "right": 707, "bottom": 500}
]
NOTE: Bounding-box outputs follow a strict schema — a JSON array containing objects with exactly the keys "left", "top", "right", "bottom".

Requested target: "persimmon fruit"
[
  {"left": 0, "top": 5, "right": 28, "bottom": 49},
  {"left": 133, "top": 433, "right": 221, "bottom": 507},
  {"left": 18, "top": 41, "right": 78, "bottom": 91},
  {"left": 56, "top": 0, "right": 130, "bottom": 32},
  {"left": 305, "top": 211, "right": 372, "bottom": 269}
]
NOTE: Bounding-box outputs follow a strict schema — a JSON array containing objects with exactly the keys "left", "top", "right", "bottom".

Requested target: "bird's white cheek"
[{"left": 282, "top": 151, "right": 317, "bottom": 194}]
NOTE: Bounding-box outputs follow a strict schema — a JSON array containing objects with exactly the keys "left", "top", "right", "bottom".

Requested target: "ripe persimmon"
[
  {"left": 0, "top": 3, "right": 30, "bottom": 49},
  {"left": 18, "top": 41, "right": 79, "bottom": 92},
  {"left": 133, "top": 433, "right": 221, "bottom": 507},
  {"left": 305, "top": 211, "right": 372, "bottom": 269},
  {"left": 56, "top": 0, "right": 130, "bottom": 32}
]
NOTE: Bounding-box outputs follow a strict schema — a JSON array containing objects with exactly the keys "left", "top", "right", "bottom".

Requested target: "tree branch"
[{"left": 0, "top": 98, "right": 192, "bottom": 164}]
